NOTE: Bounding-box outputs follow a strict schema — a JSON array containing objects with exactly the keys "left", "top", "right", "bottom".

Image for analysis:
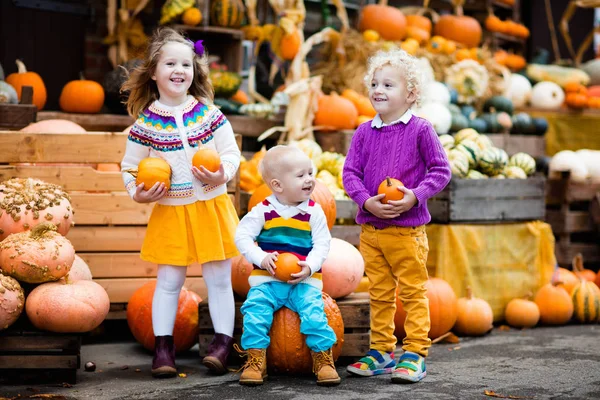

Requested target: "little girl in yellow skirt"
[{"left": 120, "top": 27, "right": 240, "bottom": 378}]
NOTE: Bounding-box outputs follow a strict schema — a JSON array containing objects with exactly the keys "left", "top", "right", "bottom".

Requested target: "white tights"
[{"left": 152, "top": 260, "right": 235, "bottom": 337}]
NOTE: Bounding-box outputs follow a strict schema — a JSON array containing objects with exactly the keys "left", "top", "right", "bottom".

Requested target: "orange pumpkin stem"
[
  {"left": 386, "top": 176, "right": 392, "bottom": 187},
  {"left": 379, "top": 0, "right": 388, "bottom": 6},
  {"left": 15, "top": 59, "right": 27, "bottom": 74},
  {"left": 466, "top": 286, "right": 473, "bottom": 299}
]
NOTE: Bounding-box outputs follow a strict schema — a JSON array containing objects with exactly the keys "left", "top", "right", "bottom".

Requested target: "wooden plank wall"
[{"left": 0, "top": 131, "right": 242, "bottom": 306}]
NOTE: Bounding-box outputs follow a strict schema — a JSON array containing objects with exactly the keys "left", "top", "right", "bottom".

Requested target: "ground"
[{"left": 1, "top": 323, "right": 599, "bottom": 400}]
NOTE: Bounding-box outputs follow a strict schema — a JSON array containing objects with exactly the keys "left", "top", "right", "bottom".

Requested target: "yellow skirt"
[{"left": 141, "top": 194, "right": 240, "bottom": 266}]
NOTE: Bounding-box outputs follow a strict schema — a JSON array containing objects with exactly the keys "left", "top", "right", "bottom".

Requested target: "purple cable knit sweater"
[{"left": 342, "top": 116, "right": 451, "bottom": 228}]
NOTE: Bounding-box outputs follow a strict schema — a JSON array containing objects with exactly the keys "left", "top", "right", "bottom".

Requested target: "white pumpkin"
[
  {"left": 581, "top": 59, "right": 600, "bottom": 86},
  {"left": 506, "top": 74, "right": 532, "bottom": 108},
  {"left": 414, "top": 103, "right": 452, "bottom": 134},
  {"left": 530, "top": 81, "right": 564, "bottom": 110},
  {"left": 549, "top": 150, "right": 589, "bottom": 182},
  {"left": 576, "top": 149, "right": 600, "bottom": 183},
  {"left": 421, "top": 81, "right": 451, "bottom": 105}
]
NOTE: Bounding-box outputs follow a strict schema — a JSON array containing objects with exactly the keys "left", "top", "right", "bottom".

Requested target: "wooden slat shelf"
[{"left": 171, "top": 24, "right": 244, "bottom": 39}]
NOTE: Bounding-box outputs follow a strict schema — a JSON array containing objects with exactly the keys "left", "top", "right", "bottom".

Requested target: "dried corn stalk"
[
  {"left": 258, "top": 28, "right": 339, "bottom": 144},
  {"left": 559, "top": 0, "right": 600, "bottom": 65}
]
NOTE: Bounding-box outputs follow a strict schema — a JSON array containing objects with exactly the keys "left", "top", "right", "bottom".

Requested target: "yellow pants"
[{"left": 360, "top": 224, "right": 431, "bottom": 357}]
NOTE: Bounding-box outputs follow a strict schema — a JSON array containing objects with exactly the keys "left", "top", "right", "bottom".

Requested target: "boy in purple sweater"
[{"left": 343, "top": 49, "right": 451, "bottom": 383}]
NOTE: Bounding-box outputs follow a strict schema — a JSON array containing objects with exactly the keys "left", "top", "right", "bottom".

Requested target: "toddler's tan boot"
[
  {"left": 311, "top": 348, "right": 341, "bottom": 386},
  {"left": 236, "top": 345, "right": 267, "bottom": 386}
]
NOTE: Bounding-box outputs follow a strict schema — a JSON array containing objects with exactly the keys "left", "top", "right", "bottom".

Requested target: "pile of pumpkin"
[
  {"left": 0, "top": 178, "right": 110, "bottom": 333},
  {"left": 0, "top": 60, "right": 105, "bottom": 114},
  {"left": 398, "top": 255, "right": 600, "bottom": 343},
  {"left": 441, "top": 128, "right": 537, "bottom": 179}
]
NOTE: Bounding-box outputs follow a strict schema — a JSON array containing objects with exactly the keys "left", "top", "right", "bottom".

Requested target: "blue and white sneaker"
[
  {"left": 391, "top": 351, "right": 426, "bottom": 383},
  {"left": 346, "top": 349, "right": 396, "bottom": 377}
]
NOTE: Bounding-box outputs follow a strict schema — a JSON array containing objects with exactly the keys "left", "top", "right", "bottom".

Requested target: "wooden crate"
[
  {"left": 0, "top": 316, "right": 81, "bottom": 384},
  {"left": 428, "top": 176, "right": 546, "bottom": 223},
  {"left": 487, "top": 132, "right": 546, "bottom": 158},
  {"left": 0, "top": 131, "right": 243, "bottom": 315},
  {"left": 545, "top": 172, "right": 600, "bottom": 268},
  {"left": 198, "top": 292, "right": 370, "bottom": 361},
  {"left": 0, "top": 86, "right": 37, "bottom": 130},
  {"left": 314, "top": 130, "right": 354, "bottom": 155}
]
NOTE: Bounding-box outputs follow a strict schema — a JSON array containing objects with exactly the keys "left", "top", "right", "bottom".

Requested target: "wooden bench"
[{"left": 0, "top": 131, "right": 242, "bottom": 317}]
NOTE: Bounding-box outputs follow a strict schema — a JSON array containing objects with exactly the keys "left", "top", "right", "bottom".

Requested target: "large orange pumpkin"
[
  {"left": 394, "top": 278, "right": 458, "bottom": 339},
  {"left": 59, "top": 75, "right": 105, "bottom": 114},
  {"left": 267, "top": 293, "right": 344, "bottom": 374},
  {"left": 433, "top": 7, "right": 482, "bottom": 48},
  {"left": 534, "top": 281, "right": 573, "bottom": 325},
  {"left": 321, "top": 238, "right": 364, "bottom": 299},
  {"left": 135, "top": 158, "right": 171, "bottom": 190},
  {"left": 247, "top": 181, "right": 337, "bottom": 230},
  {"left": 406, "top": 14, "right": 432, "bottom": 34},
  {"left": 453, "top": 287, "right": 494, "bottom": 336},
  {"left": 0, "top": 178, "right": 74, "bottom": 241},
  {"left": 358, "top": 1, "right": 407, "bottom": 41},
  {"left": 5, "top": 59, "right": 47, "bottom": 110},
  {"left": 26, "top": 279, "right": 109, "bottom": 333},
  {"left": 231, "top": 254, "right": 253, "bottom": 298},
  {"left": 0, "top": 222, "right": 75, "bottom": 284},
  {"left": 314, "top": 92, "right": 358, "bottom": 130},
  {"left": 126, "top": 281, "right": 203, "bottom": 353}
]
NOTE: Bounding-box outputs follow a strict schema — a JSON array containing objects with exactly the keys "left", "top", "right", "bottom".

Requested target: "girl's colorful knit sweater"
[{"left": 121, "top": 95, "right": 240, "bottom": 205}]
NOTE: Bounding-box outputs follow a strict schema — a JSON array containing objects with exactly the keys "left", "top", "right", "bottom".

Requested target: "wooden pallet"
[
  {"left": 0, "top": 316, "right": 81, "bottom": 384},
  {"left": 0, "top": 131, "right": 243, "bottom": 309},
  {"left": 197, "top": 292, "right": 370, "bottom": 361},
  {"left": 546, "top": 172, "right": 600, "bottom": 269}
]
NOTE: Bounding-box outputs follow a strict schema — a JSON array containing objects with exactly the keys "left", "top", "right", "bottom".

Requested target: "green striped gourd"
[
  {"left": 448, "top": 149, "right": 469, "bottom": 178},
  {"left": 571, "top": 280, "right": 600, "bottom": 323},
  {"left": 438, "top": 134, "right": 455, "bottom": 149},
  {"left": 504, "top": 166, "right": 527, "bottom": 179},
  {"left": 454, "top": 128, "right": 479, "bottom": 144},
  {"left": 508, "top": 152, "right": 536, "bottom": 176},
  {"left": 466, "top": 170, "right": 487, "bottom": 179},
  {"left": 210, "top": 0, "right": 245, "bottom": 28},
  {"left": 473, "top": 134, "right": 493, "bottom": 151},
  {"left": 479, "top": 147, "right": 508, "bottom": 176},
  {"left": 454, "top": 139, "right": 480, "bottom": 169}
]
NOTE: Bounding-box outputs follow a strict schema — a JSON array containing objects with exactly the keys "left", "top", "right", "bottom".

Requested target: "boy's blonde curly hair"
[{"left": 364, "top": 49, "right": 422, "bottom": 106}]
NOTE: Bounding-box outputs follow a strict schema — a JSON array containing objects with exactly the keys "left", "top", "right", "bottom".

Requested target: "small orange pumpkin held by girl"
[
  {"left": 378, "top": 176, "right": 404, "bottom": 203},
  {"left": 192, "top": 146, "right": 221, "bottom": 172},
  {"left": 273, "top": 252, "right": 301, "bottom": 282}
]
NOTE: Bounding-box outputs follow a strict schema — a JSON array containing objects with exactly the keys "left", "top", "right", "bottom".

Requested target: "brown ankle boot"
[
  {"left": 152, "top": 336, "right": 177, "bottom": 378},
  {"left": 202, "top": 333, "right": 234, "bottom": 375},
  {"left": 235, "top": 344, "right": 267, "bottom": 386},
  {"left": 311, "top": 349, "right": 341, "bottom": 386}
]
